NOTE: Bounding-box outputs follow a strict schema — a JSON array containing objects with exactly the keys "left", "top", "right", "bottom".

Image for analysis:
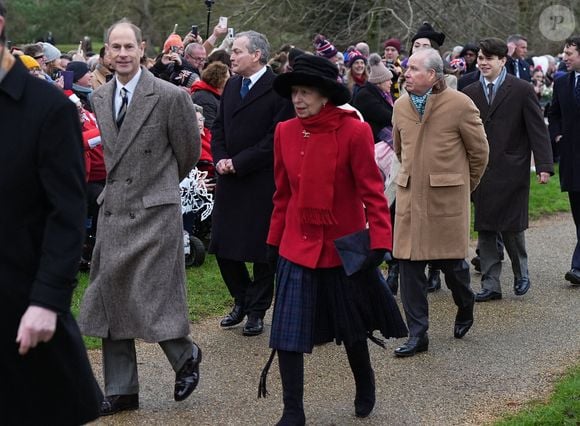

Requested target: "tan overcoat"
[
  {"left": 78, "top": 68, "right": 200, "bottom": 341},
  {"left": 392, "top": 81, "right": 489, "bottom": 260}
]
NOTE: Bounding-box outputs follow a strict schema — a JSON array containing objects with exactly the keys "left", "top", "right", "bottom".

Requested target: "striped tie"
[{"left": 116, "top": 87, "right": 128, "bottom": 129}]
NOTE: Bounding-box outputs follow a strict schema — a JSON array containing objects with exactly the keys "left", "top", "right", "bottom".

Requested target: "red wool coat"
[{"left": 267, "top": 114, "right": 392, "bottom": 269}]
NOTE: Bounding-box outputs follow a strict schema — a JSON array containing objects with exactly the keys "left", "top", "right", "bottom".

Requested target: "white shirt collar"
[
  {"left": 244, "top": 66, "right": 268, "bottom": 90},
  {"left": 115, "top": 67, "right": 142, "bottom": 101}
]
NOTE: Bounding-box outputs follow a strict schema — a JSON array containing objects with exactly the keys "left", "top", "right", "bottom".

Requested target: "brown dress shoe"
[{"left": 100, "top": 394, "right": 139, "bottom": 416}]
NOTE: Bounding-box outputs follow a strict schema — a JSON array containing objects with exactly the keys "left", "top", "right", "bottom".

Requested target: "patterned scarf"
[{"left": 410, "top": 88, "right": 432, "bottom": 118}]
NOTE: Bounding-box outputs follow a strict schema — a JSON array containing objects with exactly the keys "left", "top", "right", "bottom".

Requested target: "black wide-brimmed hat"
[{"left": 273, "top": 54, "right": 351, "bottom": 106}]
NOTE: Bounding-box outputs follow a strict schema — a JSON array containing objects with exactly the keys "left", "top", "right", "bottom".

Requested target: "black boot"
[
  {"left": 385, "top": 262, "right": 399, "bottom": 296},
  {"left": 427, "top": 267, "right": 441, "bottom": 293},
  {"left": 346, "top": 340, "right": 375, "bottom": 418},
  {"left": 276, "top": 350, "right": 305, "bottom": 426}
]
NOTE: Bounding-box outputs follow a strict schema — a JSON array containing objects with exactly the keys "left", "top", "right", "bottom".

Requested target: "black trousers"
[
  {"left": 216, "top": 257, "right": 274, "bottom": 318},
  {"left": 569, "top": 191, "right": 580, "bottom": 269},
  {"left": 399, "top": 259, "right": 473, "bottom": 337}
]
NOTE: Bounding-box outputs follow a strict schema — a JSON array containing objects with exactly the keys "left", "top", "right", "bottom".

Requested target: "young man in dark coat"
[
  {"left": 463, "top": 38, "right": 553, "bottom": 302},
  {"left": 0, "top": 2, "right": 102, "bottom": 423},
  {"left": 210, "top": 30, "right": 293, "bottom": 336},
  {"left": 549, "top": 35, "right": 580, "bottom": 285}
]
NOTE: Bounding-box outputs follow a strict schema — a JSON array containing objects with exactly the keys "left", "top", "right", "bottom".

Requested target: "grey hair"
[
  {"left": 185, "top": 42, "right": 204, "bottom": 56},
  {"left": 105, "top": 18, "right": 142, "bottom": 44},
  {"left": 421, "top": 48, "right": 444, "bottom": 79},
  {"left": 193, "top": 103, "right": 204, "bottom": 115},
  {"left": 236, "top": 31, "right": 270, "bottom": 65},
  {"left": 507, "top": 34, "right": 527, "bottom": 44}
]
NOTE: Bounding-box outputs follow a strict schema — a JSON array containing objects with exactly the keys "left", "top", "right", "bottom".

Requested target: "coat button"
[
  {"left": 126, "top": 178, "right": 133, "bottom": 184},
  {"left": 300, "top": 151, "right": 305, "bottom": 156},
  {"left": 104, "top": 211, "right": 112, "bottom": 217},
  {"left": 129, "top": 212, "right": 136, "bottom": 219},
  {"left": 144, "top": 149, "right": 152, "bottom": 154},
  {"left": 303, "top": 235, "right": 307, "bottom": 240}
]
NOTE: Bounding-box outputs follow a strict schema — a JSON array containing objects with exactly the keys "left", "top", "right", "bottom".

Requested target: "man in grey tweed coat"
[{"left": 78, "top": 19, "right": 202, "bottom": 416}]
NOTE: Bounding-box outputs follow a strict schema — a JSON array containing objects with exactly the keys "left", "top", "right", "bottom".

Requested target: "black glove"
[
  {"left": 362, "top": 249, "right": 387, "bottom": 270},
  {"left": 266, "top": 245, "right": 279, "bottom": 273}
]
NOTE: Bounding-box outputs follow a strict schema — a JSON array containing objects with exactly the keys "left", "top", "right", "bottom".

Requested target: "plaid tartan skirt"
[{"left": 269, "top": 257, "right": 408, "bottom": 353}]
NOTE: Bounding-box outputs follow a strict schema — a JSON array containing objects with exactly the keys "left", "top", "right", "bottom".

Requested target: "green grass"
[
  {"left": 528, "top": 165, "right": 570, "bottom": 219},
  {"left": 57, "top": 43, "right": 104, "bottom": 56},
  {"left": 495, "top": 365, "right": 580, "bottom": 425}
]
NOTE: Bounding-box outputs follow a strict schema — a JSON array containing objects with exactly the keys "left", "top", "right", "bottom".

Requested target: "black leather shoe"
[
  {"left": 565, "top": 268, "right": 580, "bottom": 285},
  {"left": 386, "top": 264, "right": 399, "bottom": 296},
  {"left": 100, "top": 394, "right": 139, "bottom": 416},
  {"left": 220, "top": 304, "right": 245, "bottom": 328},
  {"left": 475, "top": 288, "right": 502, "bottom": 302},
  {"left": 513, "top": 277, "right": 531, "bottom": 296},
  {"left": 427, "top": 269, "right": 441, "bottom": 292},
  {"left": 394, "top": 335, "right": 429, "bottom": 357},
  {"left": 471, "top": 256, "right": 481, "bottom": 272},
  {"left": 454, "top": 297, "right": 474, "bottom": 339},
  {"left": 174, "top": 343, "right": 202, "bottom": 402},
  {"left": 243, "top": 316, "right": 264, "bottom": 336}
]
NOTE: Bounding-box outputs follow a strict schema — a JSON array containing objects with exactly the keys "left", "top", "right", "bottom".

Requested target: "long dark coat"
[
  {"left": 549, "top": 72, "right": 580, "bottom": 192},
  {"left": 0, "top": 58, "right": 102, "bottom": 424},
  {"left": 209, "top": 69, "right": 293, "bottom": 262},
  {"left": 352, "top": 82, "right": 393, "bottom": 142},
  {"left": 463, "top": 74, "right": 553, "bottom": 232},
  {"left": 78, "top": 69, "right": 200, "bottom": 341}
]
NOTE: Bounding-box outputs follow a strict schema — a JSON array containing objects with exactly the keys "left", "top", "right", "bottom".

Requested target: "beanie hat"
[
  {"left": 383, "top": 38, "right": 402, "bottom": 53},
  {"left": 163, "top": 33, "right": 183, "bottom": 53},
  {"left": 411, "top": 22, "right": 445, "bottom": 49},
  {"left": 460, "top": 43, "right": 478, "bottom": 58},
  {"left": 313, "top": 34, "right": 338, "bottom": 59},
  {"left": 42, "top": 42, "right": 62, "bottom": 63},
  {"left": 19, "top": 55, "right": 41, "bottom": 70},
  {"left": 347, "top": 49, "right": 367, "bottom": 67},
  {"left": 368, "top": 53, "right": 393, "bottom": 84},
  {"left": 66, "top": 61, "right": 90, "bottom": 83}
]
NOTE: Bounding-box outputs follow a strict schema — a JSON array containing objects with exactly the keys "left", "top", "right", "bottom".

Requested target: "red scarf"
[
  {"left": 297, "top": 105, "right": 358, "bottom": 225},
  {"left": 189, "top": 80, "right": 221, "bottom": 96},
  {"left": 352, "top": 72, "right": 367, "bottom": 87}
]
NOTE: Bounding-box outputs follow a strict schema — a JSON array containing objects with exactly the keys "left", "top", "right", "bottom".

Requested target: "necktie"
[
  {"left": 575, "top": 75, "right": 580, "bottom": 104},
  {"left": 240, "top": 78, "right": 251, "bottom": 99},
  {"left": 487, "top": 83, "right": 494, "bottom": 104},
  {"left": 514, "top": 59, "right": 520, "bottom": 79},
  {"left": 116, "top": 87, "right": 128, "bottom": 129}
]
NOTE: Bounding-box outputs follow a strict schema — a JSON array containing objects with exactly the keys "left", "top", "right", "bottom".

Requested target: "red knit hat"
[
  {"left": 383, "top": 38, "right": 402, "bottom": 53},
  {"left": 163, "top": 34, "right": 183, "bottom": 53}
]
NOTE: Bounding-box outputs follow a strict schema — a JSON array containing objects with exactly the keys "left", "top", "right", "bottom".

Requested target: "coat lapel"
[
  {"left": 107, "top": 69, "right": 159, "bottom": 173},
  {"left": 487, "top": 76, "right": 512, "bottom": 117},
  {"left": 92, "top": 80, "right": 118, "bottom": 165},
  {"left": 233, "top": 69, "right": 274, "bottom": 115},
  {"left": 465, "top": 82, "right": 489, "bottom": 119}
]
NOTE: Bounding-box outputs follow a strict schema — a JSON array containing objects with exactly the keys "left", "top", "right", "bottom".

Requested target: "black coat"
[
  {"left": 458, "top": 70, "right": 480, "bottom": 92},
  {"left": 0, "top": 59, "right": 102, "bottom": 424},
  {"left": 506, "top": 56, "right": 531, "bottom": 82},
  {"left": 192, "top": 88, "right": 220, "bottom": 130},
  {"left": 549, "top": 72, "right": 580, "bottom": 192},
  {"left": 352, "top": 82, "right": 393, "bottom": 142},
  {"left": 209, "top": 69, "right": 294, "bottom": 262},
  {"left": 463, "top": 74, "right": 553, "bottom": 232}
]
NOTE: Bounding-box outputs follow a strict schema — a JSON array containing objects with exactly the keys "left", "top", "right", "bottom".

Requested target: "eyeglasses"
[
  {"left": 34, "top": 55, "right": 45, "bottom": 60},
  {"left": 187, "top": 54, "right": 206, "bottom": 62}
]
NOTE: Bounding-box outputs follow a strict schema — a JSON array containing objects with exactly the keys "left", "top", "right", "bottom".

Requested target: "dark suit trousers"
[
  {"left": 569, "top": 191, "right": 580, "bottom": 268},
  {"left": 478, "top": 230, "right": 528, "bottom": 293},
  {"left": 399, "top": 259, "right": 473, "bottom": 337},
  {"left": 216, "top": 257, "right": 274, "bottom": 318}
]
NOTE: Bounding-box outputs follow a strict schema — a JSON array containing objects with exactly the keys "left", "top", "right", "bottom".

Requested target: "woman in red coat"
[{"left": 266, "top": 55, "right": 407, "bottom": 425}]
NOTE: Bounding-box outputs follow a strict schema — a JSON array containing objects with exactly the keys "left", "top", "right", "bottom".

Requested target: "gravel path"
[{"left": 89, "top": 214, "right": 580, "bottom": 425}]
